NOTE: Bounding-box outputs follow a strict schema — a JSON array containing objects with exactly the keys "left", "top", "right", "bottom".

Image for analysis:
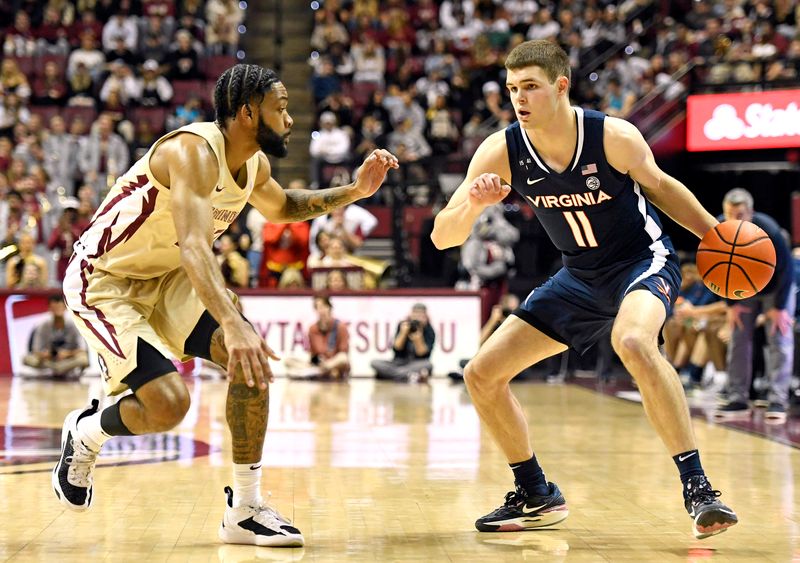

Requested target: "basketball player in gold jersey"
[{"left": 53, "top": 64, "right": 398, "bottom": 547}]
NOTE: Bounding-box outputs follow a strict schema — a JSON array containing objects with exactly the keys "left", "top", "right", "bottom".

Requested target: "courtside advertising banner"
[
  {"left": 239, "top": 294, "right": 482, "bottom": 375},
  {"left": 686, "top": 89, "right": 800, "bottom": 152},
  {"left": 0, "top": 293, "right": 482, "bottom": 377}
]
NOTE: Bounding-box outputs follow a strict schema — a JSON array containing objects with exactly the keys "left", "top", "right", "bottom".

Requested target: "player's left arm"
[
  {"left": 248, "top": 150, "right": 398, "bottom": 223},
  {"left": 604, "top": 117, "right": 717, "bottom": 239}
]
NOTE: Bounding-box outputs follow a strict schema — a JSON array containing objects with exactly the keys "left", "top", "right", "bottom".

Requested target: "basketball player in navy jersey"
[{"left": 431, "top": 40, "right": 738, "bottom": 539}]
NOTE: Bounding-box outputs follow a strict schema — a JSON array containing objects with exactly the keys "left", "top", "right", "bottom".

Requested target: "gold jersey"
[{"left": 73, "top": 122, "right": 259, "bottom": 279}]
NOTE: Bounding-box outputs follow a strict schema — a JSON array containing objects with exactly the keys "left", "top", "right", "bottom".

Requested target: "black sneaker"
[
  {"left": 475, "top": 483, "right": 569, "bottom": 532},
  {"left": 752, "top": 391, "right": 769, "bottom": 409},
  {"left": 684, "top": 475, "right": 738, "bottom": 539},
  {"left": 52, "top": 399, "right": 100, "bottom": 511},
  {"left": 713, "top": 401, "right": 751, "bottom": 420},
  {"left": 765, "top": 402, "right": 787, "bottom": 424}
]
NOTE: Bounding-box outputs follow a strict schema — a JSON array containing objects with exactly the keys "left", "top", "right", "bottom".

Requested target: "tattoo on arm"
[
  {"left": 209, "top": 327, "right": 227, "bottom": 366},
  {"left": 283, "top": 186, "right": 356, "bottom": 221}
]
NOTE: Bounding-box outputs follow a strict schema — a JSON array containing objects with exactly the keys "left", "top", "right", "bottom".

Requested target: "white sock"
[
  {"left": 76, "top": 412, "right": 113, "bottom": 452},
  {"left": 233, "top": 462, "right": 263, "bottom": 508}
]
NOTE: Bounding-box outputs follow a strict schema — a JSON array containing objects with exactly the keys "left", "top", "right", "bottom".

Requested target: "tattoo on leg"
[{"left": 226, "top": 380, "right": 268, "bottom": 464}]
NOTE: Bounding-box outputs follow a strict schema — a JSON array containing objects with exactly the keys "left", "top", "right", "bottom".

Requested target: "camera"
[{"left": 409, "top": 320, "right": 421, "bottom": 333}]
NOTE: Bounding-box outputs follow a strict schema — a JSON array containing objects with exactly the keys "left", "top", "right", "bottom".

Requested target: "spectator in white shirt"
[
  {"left": 387, "top": 91, "right": 426, "bottom": 135},
  {"left": 309, "top": 204, "right": 378, "bottom": 255},
  {"left": 415, "top": 70, "right": 450, "bottom": 109},
  {"left": 135, "top": 59, "right": 174, "bottom": 107},
  {"left": 527, "top": 8, "right": 560, "bottom": 41},
  {"left": 439, "top": 0, "right": 475, "bottom": 30},
  {"left": 101, "top": 14, "right": 139, "bottom": 53},
  {"left": 309, "top": 111, "right": 352, "bottom": 189},
  {"left": 351, "top": 37, "right": 386, "bottom": 86},
  {"left": 504, "top": 0, "right": 538, "bottom": 34},
  {"left": 67, "top": 32, "right": 106, "bottom": 80},
  {"left": 99, "top": 61, "right": 139, "bottom": 105}
]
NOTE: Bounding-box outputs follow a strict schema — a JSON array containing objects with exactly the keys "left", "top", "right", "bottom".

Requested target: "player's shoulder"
[
  {"left": 155, "top": 129, "right": 217, "bottom": 160},
  {"left": 474, "top": 129, "right": 510, "bottom": 159},
  {"left": 602, "top": 116, "right": 645, "bottom": 146},
  {"left": 149, "top": 130, "right": 220, "bottom": 187}
]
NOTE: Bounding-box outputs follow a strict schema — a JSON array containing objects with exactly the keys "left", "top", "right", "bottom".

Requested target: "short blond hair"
[{"left": 505, "top": 40, "right": 571, "bottom": 85}]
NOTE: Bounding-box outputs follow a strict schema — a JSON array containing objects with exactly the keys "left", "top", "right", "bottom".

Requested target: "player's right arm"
[
  {"left": 153, "top": 135, "right": 275, "bottom": 389},
  {"left": 430, "top": 131, "right": 512, "bottom": 249}
]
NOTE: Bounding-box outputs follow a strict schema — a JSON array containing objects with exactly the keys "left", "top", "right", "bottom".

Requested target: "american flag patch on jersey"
[{"left": 581, "top": 163, "right": 598, "bottom": 175}]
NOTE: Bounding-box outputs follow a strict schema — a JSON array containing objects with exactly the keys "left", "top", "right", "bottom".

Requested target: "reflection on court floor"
[{"left": 0, "top": 376, "right": 798, "bottom": 562}]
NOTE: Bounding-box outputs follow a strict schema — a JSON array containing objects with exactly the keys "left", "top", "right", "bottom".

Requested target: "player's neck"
[
  {"left": 524, "top": 103, "right": 576, "bottom": 163},
  {"left": 217, "top": 123, "right": 259, "bottom": 177}
]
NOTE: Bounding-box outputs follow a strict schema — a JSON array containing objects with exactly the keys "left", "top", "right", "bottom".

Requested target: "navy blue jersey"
[{"left": 505, "top": 108, "right": 675, "bottom": 280}]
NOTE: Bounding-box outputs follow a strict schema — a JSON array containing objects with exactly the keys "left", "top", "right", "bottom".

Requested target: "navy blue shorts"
[{"left": 514, "top": 252, "right": 681, "bottom": 354}]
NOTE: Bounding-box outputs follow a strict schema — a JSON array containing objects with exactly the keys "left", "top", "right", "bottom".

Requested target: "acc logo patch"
[{"left": 586, "top": 176, "right": 601, "bottom": 190}]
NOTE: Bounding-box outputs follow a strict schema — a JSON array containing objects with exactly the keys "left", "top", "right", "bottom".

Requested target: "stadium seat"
[
  {"left": 203, "top": 55, "right": 237, "bottom": 80},
  {"left": 62, "top": 106, "right": 98, "bottom": 127},
  {"left": 29, "top": 105, "right": 60, "bottom": 124},
  {"left": 171, "top": 80, "right": 205, "bottom": 105},
  {"left": 130, "top": 107, "right": 167, "bottom": 134},
  {"left": 350, "top": 81, "right": 379, "bottom": 110},
  {"left": 203, "top": 80, "right": 217, "bottom": 105},
  {"left": 8, "top": 56, "right": 34, "bottom": 76},
  {"left": 36, "top": 54, "right": 68, "bottom": 78}
]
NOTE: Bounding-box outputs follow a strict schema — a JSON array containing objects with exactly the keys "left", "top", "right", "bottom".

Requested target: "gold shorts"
[{"left": 63, "top": 258, "right": 214, "bottom": 395}]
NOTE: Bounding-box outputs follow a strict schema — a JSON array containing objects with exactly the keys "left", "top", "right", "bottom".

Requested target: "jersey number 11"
[{"left": 563, "top": 211, "right": 598, "bottom": 247}]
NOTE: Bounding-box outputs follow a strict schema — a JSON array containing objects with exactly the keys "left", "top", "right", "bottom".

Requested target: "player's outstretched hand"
[
  {"left": 352, "top": 149, "right": 400, "bottom": 199},
  {"left": 468, "top": 173, "right": 511, "bottom": 208},
  {"left": 224, "top": 321, "right": 280, "bottom": 389}
]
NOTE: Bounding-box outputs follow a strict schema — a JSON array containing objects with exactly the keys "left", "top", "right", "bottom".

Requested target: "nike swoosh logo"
[
  {"left": 215, "top": 186, "right": 224, "bottom": 192},
  {"left": 521, "top": 503, "right": 547, "bottom": 514},
  {"left": 527, "top": 177, "right": 545, "bottom": 185},
  {"left": 250, "top": 464, "right": 262, "bottom": 471},
  {"left": 678, "top": 452, "right": 697, "bottom": 462}
]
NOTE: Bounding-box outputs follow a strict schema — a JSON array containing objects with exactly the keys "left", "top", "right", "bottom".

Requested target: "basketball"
[{"left": 696, "top": 219, "right": 776, "bottom": 300}]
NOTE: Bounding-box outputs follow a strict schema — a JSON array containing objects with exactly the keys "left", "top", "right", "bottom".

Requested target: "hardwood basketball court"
[{"left": 0, "top": 376, "right": 797, "bottom": 561}]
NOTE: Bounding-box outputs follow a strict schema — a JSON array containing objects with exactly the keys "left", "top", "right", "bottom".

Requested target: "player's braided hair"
[{"left": 214, "top": 64, "right": 281, "bottom": 126}]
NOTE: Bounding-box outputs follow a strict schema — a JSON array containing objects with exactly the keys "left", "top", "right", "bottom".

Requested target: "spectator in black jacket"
[
  {"left": 371, "top": 303, "right": 436, "bottom": 382},
  {"left": 714, "top": 188, "right": 795, "bottom": 424}
]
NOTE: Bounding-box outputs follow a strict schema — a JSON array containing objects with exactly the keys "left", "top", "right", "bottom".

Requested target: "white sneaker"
[
  {"left": 52, "top": 399, "right": 100, "bottom": 511},
  {"left": 218, "top": 486, "right": 304, "bottom": 547}
]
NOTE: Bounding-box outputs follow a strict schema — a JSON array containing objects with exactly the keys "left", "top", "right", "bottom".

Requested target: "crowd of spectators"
[
  {"left": 307, "top": 0, "right": 800, "bottom": 196},
  {"left": 0, "top": 0, "right": 243, "bottom": 289},
  {"left": 2, "top": 0, "right": 800, "bottom": 293}
]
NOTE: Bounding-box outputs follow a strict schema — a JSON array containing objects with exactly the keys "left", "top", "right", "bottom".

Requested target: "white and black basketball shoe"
[
  {"left": 684, "top": 475, "right": 738, "bottom": 539},
  {"left": 218, "top": 486, "right": 305, "bottom": 547},
  {"left": 475, "top": 482, "right": 569, "bottom": 532},
  {"left": 52, "top": 400, "right": 100, "bottom": 511}
]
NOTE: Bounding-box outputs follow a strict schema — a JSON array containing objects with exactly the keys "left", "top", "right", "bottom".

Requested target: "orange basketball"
[{"left": 696, "top": 219, "right": 776, "bottom": 300}]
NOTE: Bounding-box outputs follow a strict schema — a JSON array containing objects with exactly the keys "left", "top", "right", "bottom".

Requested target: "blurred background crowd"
[{"left": 1, "top": 0, "right": 797, "bottom": 296}]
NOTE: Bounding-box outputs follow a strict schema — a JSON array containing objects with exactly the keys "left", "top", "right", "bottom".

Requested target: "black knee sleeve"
[
  {"left": 100, "top": 400, "right": 135, "bottom": 436},
  {"left": 184, "top": 310, "right": 220, "bottom": 362}
]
